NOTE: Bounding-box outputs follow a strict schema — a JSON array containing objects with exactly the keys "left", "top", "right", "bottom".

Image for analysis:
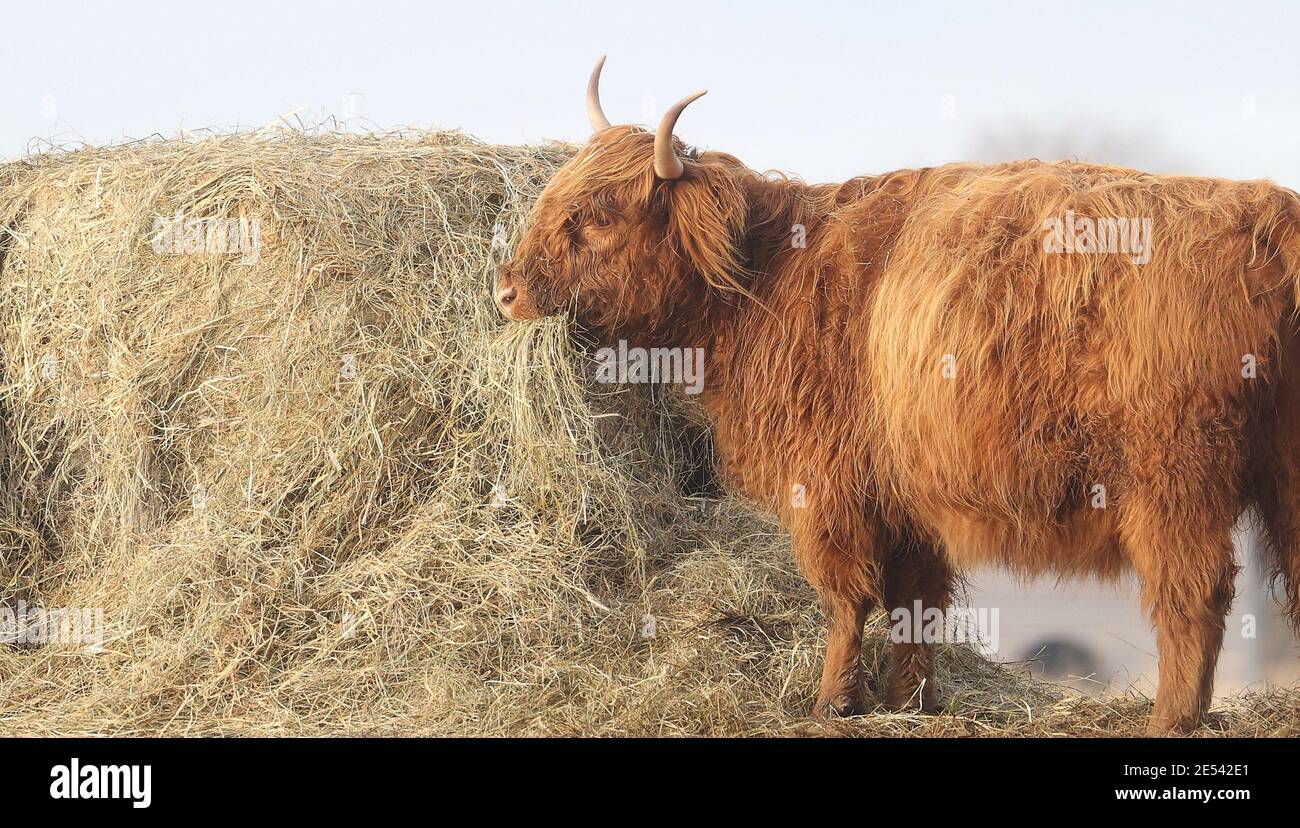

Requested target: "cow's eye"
[{"left": 591, "top": 213, "right": 612, "bottom": 228}]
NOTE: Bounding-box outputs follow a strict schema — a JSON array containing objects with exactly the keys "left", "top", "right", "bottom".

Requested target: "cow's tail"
[
  {"left": 1253, "top": 183, "right": 1300, "bottom": 629},
  {"left": 1274, "top": 189, "right": 1300, "bottom": 315}
]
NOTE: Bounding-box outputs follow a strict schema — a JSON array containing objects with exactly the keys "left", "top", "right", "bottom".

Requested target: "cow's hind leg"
[
  {"left": 882, "top": 535, "right": 953, "bottom": 712},
  {"left": 793, "top": 507, "right": 882, "bottom": 719},
  {"left": 1122, "top": 486, "right": 1238, "bottom": 735}
]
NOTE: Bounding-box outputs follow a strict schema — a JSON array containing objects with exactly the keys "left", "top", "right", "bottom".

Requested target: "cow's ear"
[{"left": 663, "top": 160, "right": 748, "bottom": 293}]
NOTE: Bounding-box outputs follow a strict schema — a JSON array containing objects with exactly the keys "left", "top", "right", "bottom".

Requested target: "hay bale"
[{"left": 0, "top": 130, "right": 1293, "bottom": 736}]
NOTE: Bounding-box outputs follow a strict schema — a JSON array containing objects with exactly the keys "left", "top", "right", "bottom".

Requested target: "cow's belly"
[
  {"left": 866, "top": 372, "right": 1128, "bottom": 577},
  {"left": 920, "top": 500, "right": 1126, "bottom": 580}
]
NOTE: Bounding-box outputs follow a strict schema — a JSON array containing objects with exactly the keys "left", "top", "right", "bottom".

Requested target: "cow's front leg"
[
  {"left": 791, "top": 505, "right": 882, "bottom": 719},
  {"left": 882, "top": 536, "right": 953, "bottom": 712},
  {"left": 814, "top": 589, "right": 871, "bottom": 717}
]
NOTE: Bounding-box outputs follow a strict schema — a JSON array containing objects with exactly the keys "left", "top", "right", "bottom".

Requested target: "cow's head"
[{"left": 495, "top": 57, "right": 749, "bottom": 343}]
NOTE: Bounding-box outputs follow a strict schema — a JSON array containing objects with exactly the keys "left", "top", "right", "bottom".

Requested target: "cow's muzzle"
[
  {"left": 495, "top": 282, "right": 518, "bottom": 314},
  {"left": 495, "top": 269, "right": 541, "bottom": 321}
]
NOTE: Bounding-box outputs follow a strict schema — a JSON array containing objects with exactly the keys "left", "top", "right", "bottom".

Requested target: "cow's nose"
[{"left": 495, "top": 284, "right": 518, "bottom": 313}]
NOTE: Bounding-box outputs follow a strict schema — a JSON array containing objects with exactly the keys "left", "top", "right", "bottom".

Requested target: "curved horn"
[
  {"left": 653, "top": 90, "right": 707, "bottom": 180},
  {"left": 586, "top": 55, "right": 612, "bottom": 132}
]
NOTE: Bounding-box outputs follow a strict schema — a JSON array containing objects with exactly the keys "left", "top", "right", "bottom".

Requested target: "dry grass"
[{"left": 0, "top": 129, "right": 1294, "bottom": 736}]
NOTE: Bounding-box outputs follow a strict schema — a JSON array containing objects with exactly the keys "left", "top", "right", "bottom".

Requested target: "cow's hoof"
[
  {"left": 884, "top": 687, "right": 941, "bottom": 714},
  {"left": 1145, "top": 713, "right": 1201, "bottom": 736},
  {"left": 884, "top": 673, "right": 940, "bottom": 713},
  {"left": 812, "top": 693, "right": 861, "bottom": 719},
  {"left": 885, "top": 697, "right": 942, "bottom": 715}
]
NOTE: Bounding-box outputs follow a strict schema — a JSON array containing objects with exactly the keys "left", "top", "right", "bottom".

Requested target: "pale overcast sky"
[{"left": 3, "top": 0, "right": 1298, "bottom": 187}]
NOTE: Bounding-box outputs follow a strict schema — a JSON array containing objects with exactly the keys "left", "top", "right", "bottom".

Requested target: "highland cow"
[{"left": 495, "top": 57, "right": 1300, "bottom": 734}]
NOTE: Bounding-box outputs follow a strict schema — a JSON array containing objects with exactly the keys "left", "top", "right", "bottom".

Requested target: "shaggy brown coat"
[{"left": 497, "top": 125, "right": 1300, "bottom": 734}]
